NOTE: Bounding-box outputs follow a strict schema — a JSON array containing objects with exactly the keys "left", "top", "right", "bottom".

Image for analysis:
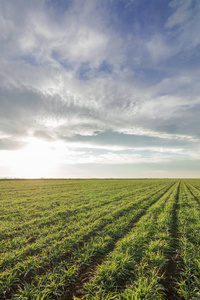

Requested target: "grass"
[{"left": 0, "top": 179, "right": 200, "bottom": 299}]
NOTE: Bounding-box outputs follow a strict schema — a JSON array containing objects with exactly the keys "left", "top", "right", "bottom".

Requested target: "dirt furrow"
[{"left": 162, "top": 182, "right": 180, "bottom": 300}]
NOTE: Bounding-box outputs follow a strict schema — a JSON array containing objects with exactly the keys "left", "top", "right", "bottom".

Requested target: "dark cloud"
[
  {"left": 0, "top": 87, "right": 44, "bottom": 136},
  {"left": 0, "top": 138, "right": 26, "bottom": 150},
  {"left": 33, "top": 130, "right": 55, "bottom": 141},
  {"left": 64, "top": 130, "right": 198, "bottom": 149}
]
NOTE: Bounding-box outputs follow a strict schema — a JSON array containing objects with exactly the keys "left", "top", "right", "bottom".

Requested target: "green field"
[{"left": 0, "top": 179, "right": 200, "bottom": 299}]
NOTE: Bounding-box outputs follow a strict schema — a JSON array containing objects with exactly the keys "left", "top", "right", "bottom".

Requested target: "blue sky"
[{"left": 0, "top": 0, "right": 200, "bottom": 178}]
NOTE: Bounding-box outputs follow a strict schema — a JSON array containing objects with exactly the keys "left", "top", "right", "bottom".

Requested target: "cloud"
[
  {"left": 146, "top": 34, "right": 171, "bottom": 63},
  {"left": 0, "top": 0, "right": 200, "bottom": 177},
  {"left": 0, "top": 138, "right": 26, "bottom": 150},
  {"left": 117, "top": 127, "right": 199, "bottom": 142},
  {"left": 166, "top": 0, "right": 200, "bottom": 55}
]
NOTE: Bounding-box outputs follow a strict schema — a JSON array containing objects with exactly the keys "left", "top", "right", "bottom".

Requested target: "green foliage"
[{"left": 1, "top": 179, "right": 200, "bottom": 299}]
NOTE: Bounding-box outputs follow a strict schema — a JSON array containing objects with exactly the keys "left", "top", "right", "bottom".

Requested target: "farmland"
[{"left": 0, "top": 179, "right": 200, "bottom": 299}]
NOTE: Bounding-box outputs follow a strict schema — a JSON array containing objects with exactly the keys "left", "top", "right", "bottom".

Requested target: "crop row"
[
  {"left": 1, "top": 179, "right": 200, "bottom": 299},
  {"left": 82, "top": 181, "right": 179, "bottom": 299},
  {"left": 0, "top": 179, "right": 165, "bottom": 238},
  {"left": 175, "top": 181, "right": 200, "bottom": 299},
  {"left": 0, "top": 179, "right": 173, "bottom": 299}
]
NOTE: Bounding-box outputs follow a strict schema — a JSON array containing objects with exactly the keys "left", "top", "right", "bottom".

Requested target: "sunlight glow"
[{"left": 7, "top": 139, "right": 57, "bottom": 178}]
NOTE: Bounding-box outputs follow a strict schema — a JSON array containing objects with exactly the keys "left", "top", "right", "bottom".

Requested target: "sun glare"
[{"left": 11, "top": 139, "right": 56, "bottom": 178}]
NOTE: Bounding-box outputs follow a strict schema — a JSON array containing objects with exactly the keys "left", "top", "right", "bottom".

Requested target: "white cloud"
[
  {"left": 117, "top": 127, "right": 199, "bottom": 142},
  {"left": 166, "top": 0, "right": 200, "bottom": 51},
  {"left": 55, "top": 27, "right": 108, "bottom": 64},
  {"left": 146, "top": 34, "right": 171, "bottom": 63},
  {"left": 0, "top": 0, "right": 200, "bottom": 177}
]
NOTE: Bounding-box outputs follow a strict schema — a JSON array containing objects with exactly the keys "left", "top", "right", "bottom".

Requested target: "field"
[{"left": 0, "top": 179, "right": 200, "bottom": 299}]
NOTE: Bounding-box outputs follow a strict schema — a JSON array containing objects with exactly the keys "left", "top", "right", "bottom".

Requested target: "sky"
[{"left": 0, "top": 0, "right": 200, "bottom": 178}]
